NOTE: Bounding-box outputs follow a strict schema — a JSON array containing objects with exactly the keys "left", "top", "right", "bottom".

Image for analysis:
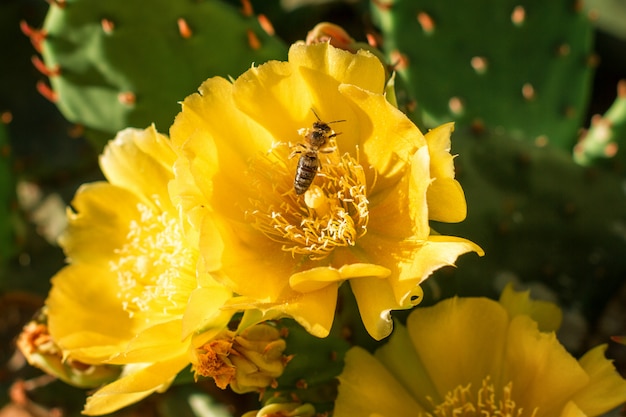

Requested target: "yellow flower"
[
  {"left": 45, "top": 127, "right": 233, "bottom": 415},
  {"left": 335, "top": 286, "right": 626, "bottom": 417},
  {"left": 169, "top": 41, "right": 482, "bottom": 341}
]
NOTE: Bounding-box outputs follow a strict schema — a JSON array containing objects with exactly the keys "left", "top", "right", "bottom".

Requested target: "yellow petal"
[
  {"left": 173, "top": 76, "right": 270, "bottom": 158},
  {"left": 335, "top": 347, "right": 426, "bottom": 417},
  {"left": 169, "top": 156, "right": 205, "bottom": 221},
  {"left": 391, "top": 234, "right": 483, "bottom": 292},
  {"left": 83, "top": 354, "right": 189, "bottom": 415},
  {"left": 273, "top": 284, "right": 339, "bottom": 338},
  {"left": 374, "top": 320, "right": 441, "bottom": 409},
  {"left": 232, "top": 59, "right": 311, "bottom": 143},
  {"left": 289, "top": 267, "right": 342, "bottom": 292},
  {"left": 232, "top": 42, "right": 385, "bottom": 150},
  {"left": 182, "top": 286, "right": 233, "bottom": 340},
  {"left": 558, "top": 401, "right": 588, "bottom": 417},
  {"left": 289, "top": 42, "right": 385, "bottom": 95},
  {"left": 233, "top": 308, "right": 277, "bottom": 336},
  {"left": 571, "top": 344, "right": 626, "bottom": 416},
  {"left": 99, "top": 127, "right": 175, "bottom": 212},
  {"left": 406, "top": 297, "right": 509, "bottom": 397},
  {"left": 349, "top": 277, "right": 404, "bottom": 340},
  {"left": 338, "top": 84, "right": 426, "bottom": 192},
  {"left": 502, "top": 315, "right": 589, "bottom": 416},
  {"left": 132, "top": 124, "right": 178, "bottom": 170},
  {"left": 424, "top": 123, "right": 456, "bottom": 179},
  {"left": 47, "top": 264, "right": 137, "bottom": 363},
  {"left": 427, "top": 177, "right": 467, "bottom": 223},
  {"left": 499, "top": 283, "right": 562, "bottom": 332},
  {"left": 338, "top": 263, "right": 391, "bottom": 280},
  {"left": 202, "top": 213, "right": 296, "bottom": 301},
  {"left": 358, "top": 234, "right": 482, "bottom": 307},
  {"left": 223, "top": 283, "right": 338, "bottom": 339},
  {"left": 424, "top": 122, "right": 467, "bottom": 223},
  {"left": 289, "top": 263, "right": 390, "bottom": 293},
  {"left": 59, "top": 183, "right": 141, "bottom": 265},
  {"left": 288, "top": 263, "right": 395, "bottom": 339},
  {"left": 197, "top": 208, "right": 227, "bottom": 272},
  {"left": 365, "top": 146, "right": 431, "bottom": 240},
  {"left": 180, "top": 131, "right": 248, "bottom": 227},
  {"left": 173, "top": 78, "right": 278, "bottom": 215},
  {"left": 107, "top": 320, "right": 188, "bottom": 364},
  {"left": 176, "top": 128, "right": 218, "bottom": 202}
]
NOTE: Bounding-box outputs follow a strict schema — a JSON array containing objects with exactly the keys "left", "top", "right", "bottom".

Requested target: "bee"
[{"left": 290, "top": 110, "right": 345, "bottom": 195}]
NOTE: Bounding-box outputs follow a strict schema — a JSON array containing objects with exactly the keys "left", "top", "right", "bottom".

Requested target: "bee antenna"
[
  {"left": 310, "top": 108, "right": 346, "bottom": 125},
  {"left": 310, "top": 108, "right": 322, "bottom": 121}
]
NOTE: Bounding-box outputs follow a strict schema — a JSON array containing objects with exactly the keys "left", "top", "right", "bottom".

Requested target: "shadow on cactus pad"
[{"left": 433, "top": 128, "right": 626, "bottom": 330}]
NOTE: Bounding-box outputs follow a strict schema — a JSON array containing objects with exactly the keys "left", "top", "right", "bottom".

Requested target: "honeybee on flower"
[{"left": 169, "top": 41, "right": 483, "bottom": 341}]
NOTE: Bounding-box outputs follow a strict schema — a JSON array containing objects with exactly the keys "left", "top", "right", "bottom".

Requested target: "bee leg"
[{"left": 289, "top": 143, "right": 307, "bottom": 159}]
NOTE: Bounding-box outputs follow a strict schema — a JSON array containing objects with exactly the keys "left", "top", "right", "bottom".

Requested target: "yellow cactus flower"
[
  {"left": 44, "top": 127, "right": 233, "bottom": 415},
  {"left": 335, "top": 286, "right": 626, "bottom": 417},
  {"left": 169, "top": 41, "right": 482, "bottom": 341}
]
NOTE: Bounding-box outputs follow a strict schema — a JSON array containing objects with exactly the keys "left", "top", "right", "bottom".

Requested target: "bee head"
[{"left": 312, "top": 121, "right": 331, "bottom": 133}]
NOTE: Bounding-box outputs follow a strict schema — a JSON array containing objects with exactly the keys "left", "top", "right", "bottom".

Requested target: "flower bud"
[
  {"left": 193, "top": 323, "right": 288, "bottom": 393},
  {"left": 17, "top": 314, "right": 121, "bottom": 388}
]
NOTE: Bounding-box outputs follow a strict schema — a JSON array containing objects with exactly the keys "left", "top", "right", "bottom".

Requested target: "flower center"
[
  {"left": 245, "top": 129, "right": 369, "bottom": 260},
  {"left": 424, "top": 376, "right": 537, "bottom": 417},
  {"left": 110, "top": 202, "right": 197, "bottom": 322}
]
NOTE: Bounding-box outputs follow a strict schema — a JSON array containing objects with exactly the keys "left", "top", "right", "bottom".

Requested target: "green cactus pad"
[
  {"left": 372, "top": 0, "right": 595, "bottom": 149},
  {"left": 574, "top": 80, "right": 626, "bottom": 167},
  {"left": 265, "top": 318, "right": 350, "bottom": 413},
  {"left": 39, "top": 0, "right": 287, "bottom": 143},
  {"left": 432, "top": 127, "right": 626, "bottom": 324}
]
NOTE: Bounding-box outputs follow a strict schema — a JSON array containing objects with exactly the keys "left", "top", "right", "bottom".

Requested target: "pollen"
[
  {"left": 423, "top": 376, "right": 537, "bottom": 417},
  {"left": 246, "top": 136, "right": 369, "bottom": 260},
  {"left": 110, "top": 203, "right": 196, "bottom": 321},
  {"left": 304, "top": 185, "right": 330, "bottom": 214}
]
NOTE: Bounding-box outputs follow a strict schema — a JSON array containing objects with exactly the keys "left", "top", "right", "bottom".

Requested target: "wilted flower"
[
  {"left": 44, "top": 127, "right": 233, "bottom": 415},
  {"left": 192, "top": 323, "right": 288, "bottom": 393},
  {"left": 17, "top": 310, "right": 121, "bottom": 388},
  {"left": 169, "top": 41, "right": 482, "bottom": 341},
  {"left": 335, "top": 285, "right": 626, "bottom": 417}
]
